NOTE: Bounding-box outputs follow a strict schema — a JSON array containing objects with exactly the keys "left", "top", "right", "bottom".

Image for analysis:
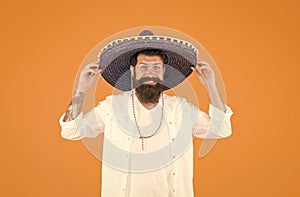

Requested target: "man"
[{"left": 59, "top": 30, "right": 233, "bottom": 197}]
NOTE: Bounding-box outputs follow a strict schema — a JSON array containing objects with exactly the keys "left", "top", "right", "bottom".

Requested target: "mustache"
[{"left": 135, "top": 77, "right": 163, "bottom": 86}]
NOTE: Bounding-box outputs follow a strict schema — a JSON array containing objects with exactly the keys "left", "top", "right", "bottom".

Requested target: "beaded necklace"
[{"left": 131, "top": 91, "right": 164, "bottom": 150}]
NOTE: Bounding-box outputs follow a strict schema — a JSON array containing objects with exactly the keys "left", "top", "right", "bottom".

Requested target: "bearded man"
[{"left": 59, "top": 30, "right": 233, "bottom": 197}]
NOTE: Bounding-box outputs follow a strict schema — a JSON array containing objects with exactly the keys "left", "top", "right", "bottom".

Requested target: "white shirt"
[{"left": 59, "top": 91, "right": 233, "bottom": 197}]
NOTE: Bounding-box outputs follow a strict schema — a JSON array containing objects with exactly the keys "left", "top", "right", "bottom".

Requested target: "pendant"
[{"left": 141, "top": 137, "right": 144, "bottom": 151}]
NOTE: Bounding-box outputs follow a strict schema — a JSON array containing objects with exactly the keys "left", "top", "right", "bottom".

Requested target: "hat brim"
[{"left": 99, "top": 37, "right": 198, "bottom": 91}]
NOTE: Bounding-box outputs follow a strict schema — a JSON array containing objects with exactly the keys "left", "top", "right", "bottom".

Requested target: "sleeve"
[
  {"left": 59, "top": 101, "right": 107, "bottom": 140},
  {"left": 192, "top": 103, "right": 233, "bottom": 139}
]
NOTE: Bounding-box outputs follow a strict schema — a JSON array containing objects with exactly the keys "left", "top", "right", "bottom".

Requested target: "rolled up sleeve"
[
  {"left": 192, "top": 104, "right": 233, "bottom": 138},
  {"left": 59, "top": 102, "right": 106, "bottom": 140}
]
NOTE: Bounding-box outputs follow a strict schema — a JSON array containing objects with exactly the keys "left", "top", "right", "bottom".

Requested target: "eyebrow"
[{"left": 138, "top": 62, "right": 163, "bottom": 65}]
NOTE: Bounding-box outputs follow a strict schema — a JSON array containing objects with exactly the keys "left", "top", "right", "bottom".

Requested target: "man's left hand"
[{"left": 191, "top": 61, "right": 216, "bottom": 90}]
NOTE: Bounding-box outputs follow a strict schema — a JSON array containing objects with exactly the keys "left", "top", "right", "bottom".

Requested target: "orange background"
[{"left": 1, "top": 0, "right": 299, "bottom": 196}]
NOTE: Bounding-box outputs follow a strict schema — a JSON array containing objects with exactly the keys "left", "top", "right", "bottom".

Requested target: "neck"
[{"left": 141, "top": 102, "right": 158, "bottom": 110}]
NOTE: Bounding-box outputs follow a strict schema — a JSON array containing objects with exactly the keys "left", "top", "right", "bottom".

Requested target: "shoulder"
[
  {"left": 163, "top": 93, "right": 201, "bottom": 112},
  {"left": 163, "top": 93, "right": 188, "bottom": 105},
  {"left": 97, "top": 91, "right": 130, "bottom": 106}
]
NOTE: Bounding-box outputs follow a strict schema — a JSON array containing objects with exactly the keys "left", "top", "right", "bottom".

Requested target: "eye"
[
  {"left": 140, "top": 65, "right": 148, "bottom": 71},
  {"left": 153, "top": 65, "right": 161, "bottom": 71}
]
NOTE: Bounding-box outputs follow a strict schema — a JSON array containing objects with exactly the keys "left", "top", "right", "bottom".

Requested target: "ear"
[
  {"left": 130, "top": 65, "right": 134, "bottom": 77},
  {"left": 162, "top": 65, "right": 166, "bottom": 77}
]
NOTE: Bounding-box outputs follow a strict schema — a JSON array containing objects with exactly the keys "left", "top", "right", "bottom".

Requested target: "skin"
[
  {"left": 191, "top": 61, "right": 226, "bottom": 112},
  {"left": 130, "top": 54, "right": 166, "bottom": 109},
  {"left": 130, "top": 54, "right": 165, "bottom": 84},
  {"left": 63, "top": 54, "right": 226, "bottom": 121}
]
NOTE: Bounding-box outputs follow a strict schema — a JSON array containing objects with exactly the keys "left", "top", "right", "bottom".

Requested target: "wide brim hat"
[{"left": 98, "top": 30, "right": 198, "bottom": 91}]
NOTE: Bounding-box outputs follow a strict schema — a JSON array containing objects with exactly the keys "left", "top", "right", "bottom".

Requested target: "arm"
[
  {"left": 62, "top": 62, "right": 101, "bottom": 122},
  {"left": 191, "top": 61, "right": 233, "bottom": 138},
  {"left": 60, "top": 62, "right": 103, "bottom": 140},
  {"left": 191, "top": 61, "right": 226, "bottom": 112},
  {"left": 63, "top": 90, "right": 84, "bottom": 122}
]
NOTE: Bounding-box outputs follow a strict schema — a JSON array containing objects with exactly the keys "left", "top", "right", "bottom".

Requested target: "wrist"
[
  {"left": 74, "top": 89, "right": 85, "bottom": 96},
  {"left": 72, "top": 90, "right": 85, "bottom": 104},
  {"left": 206, "top": 82, "right": 217, "bottom": 92}
]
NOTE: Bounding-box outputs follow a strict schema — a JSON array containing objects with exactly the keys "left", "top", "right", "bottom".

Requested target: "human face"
[{"left": 130, "top": 54, "right": 165, "bottom": 85}]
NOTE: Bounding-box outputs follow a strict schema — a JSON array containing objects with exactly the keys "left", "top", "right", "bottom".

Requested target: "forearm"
[
  {"left": 62, "top": 90, "right": 85, "bottom": 122},
  {"left": 60, "top": 90, "right": 104, "bottom": 140},
  {"left": 206, "top": 84, "right": 226, "bottom": 112}
]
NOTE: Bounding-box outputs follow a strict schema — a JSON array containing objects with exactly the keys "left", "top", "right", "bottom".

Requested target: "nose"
[{"left": 144, "top": 68, "right": 156, "bottom": 76}]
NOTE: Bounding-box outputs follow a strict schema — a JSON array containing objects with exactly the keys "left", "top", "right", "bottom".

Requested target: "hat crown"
[{"left": 139, "top": 30, "right": 154, "bottom": 36}]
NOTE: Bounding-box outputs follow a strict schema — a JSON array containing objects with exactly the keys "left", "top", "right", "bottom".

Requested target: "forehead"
[{"left": 136, "top": 54, "right": 163, "bottom": 63}]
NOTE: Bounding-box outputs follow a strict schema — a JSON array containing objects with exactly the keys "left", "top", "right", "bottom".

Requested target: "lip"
[{"left": 143, "top": 81, "right": 156, "bottom": 85}]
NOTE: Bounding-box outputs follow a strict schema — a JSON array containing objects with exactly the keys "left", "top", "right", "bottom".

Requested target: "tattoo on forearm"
[{"left": 63, "top": 91, "right": 84, "bottom": 122}]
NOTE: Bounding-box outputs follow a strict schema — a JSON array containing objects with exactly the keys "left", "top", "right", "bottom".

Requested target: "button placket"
[
  {"left": 121, "top": 170, "right": 128, "bottom": 195},
  {"left": 169, "top": 147, "right": 177, "bottom": 197}
]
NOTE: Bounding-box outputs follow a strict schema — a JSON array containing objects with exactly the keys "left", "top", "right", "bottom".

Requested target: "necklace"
[{"left": 131, "top": 91, "right": 164, "bottom": 151}]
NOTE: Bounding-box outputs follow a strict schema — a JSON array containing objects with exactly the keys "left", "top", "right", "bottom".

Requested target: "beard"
[{"left": 134, "top": 77, "right": 165, "bottom": 103}]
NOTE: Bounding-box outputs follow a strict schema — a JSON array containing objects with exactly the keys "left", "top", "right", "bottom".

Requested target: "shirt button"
[
  {"left": 128, "top": 137, "right": 131, "bottom": 141},
  {"left": 171, "top": 138, "right": 175, "bottom": 141},
  {"left": 122, "top": 188, "right": 125, "bottom": 192},
  {"left": 173, "top": 189, "right": 175, "bottom": 192},
  {"left": 173, "top": 156, "right": 176, "bottom": 159},
  {"left": 173, "top": 172, "right": 175, "bottom": 175}
]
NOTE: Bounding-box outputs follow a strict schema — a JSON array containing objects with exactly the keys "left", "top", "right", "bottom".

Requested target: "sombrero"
[{"left": 98, "top": 30, "right": 198, "bottom": 91}]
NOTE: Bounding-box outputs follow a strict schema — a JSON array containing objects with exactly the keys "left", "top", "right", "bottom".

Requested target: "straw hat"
[{"left": 98, "top": 30, "right": 198, "bottom": 91}]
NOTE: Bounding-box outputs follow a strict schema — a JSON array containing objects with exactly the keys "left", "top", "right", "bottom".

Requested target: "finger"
[
  {"left": 192, "top": 65, "right": 202, "bottom": 72},
  {"left": 191, "top": 67, "right": 202, "bottom": 76},
  {"left": 82, "top": 68, "right": 98, "bottom": 76},
  {"left": 83, "top": 62, "right": 99, "bottom": 70},
  {"left": 194, "top": 64, "right": 207, "bottom": 74},
  {"left": 198, "top": 65, "right": 213, "bottom": 72},
  {"left": 197, "top": 61, "right": 209, "bottom": 66},
  {"left": 193, "top": 68, "right": 208, "bottom": 86},
  {"left": 83, "top": 68, "right": 98, "bottom": 73},
  {"left": 199, "top": 64, "right": 212, "bottom": 70},
  {"left": 86, "top": 65, "right": 99, "bottom": 71},
  {"left": 95, "top": 69, "right": 102, "bottom": 75},
  {"left": 88, "top": 61, "right": 99, "bottom": 65},
  {"left": 197, "top": 61, "right": 212, "bottom": 69},
  {"left": 85, "top": 62, "right": 100, "bottom": 70}
]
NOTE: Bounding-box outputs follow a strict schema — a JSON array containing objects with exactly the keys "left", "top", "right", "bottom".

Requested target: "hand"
[
  {"left": 76, "top": 62, "right": 102, "bottom": 93},
  {"left": 191, "top": 61, "right": 216, "bottom": 90}
]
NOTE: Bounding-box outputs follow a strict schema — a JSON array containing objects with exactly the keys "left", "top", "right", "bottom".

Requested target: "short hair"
[{"left": 130, "top": 49, "right": 168, "bottom": 67}]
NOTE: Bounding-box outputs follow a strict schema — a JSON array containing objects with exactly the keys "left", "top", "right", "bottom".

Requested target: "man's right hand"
[
  {"left": 76, "top": 62, "right": 102, "bottom": 93},
  {"left": 63, "top": 62, "right": 101, "bottom": 122}
]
